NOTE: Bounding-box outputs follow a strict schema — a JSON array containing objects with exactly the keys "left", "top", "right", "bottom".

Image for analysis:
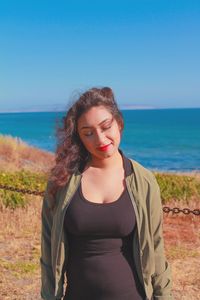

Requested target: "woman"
[{"left": 40, "top": 87, "right": 173, "bottom": 300}]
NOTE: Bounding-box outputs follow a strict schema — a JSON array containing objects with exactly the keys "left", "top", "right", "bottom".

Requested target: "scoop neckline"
[
  {"left": 78, "top": 181, "right": 126, "bottom": 206},
  {"left": 78, "top": 150, "right": 130, "bottom": 206}
]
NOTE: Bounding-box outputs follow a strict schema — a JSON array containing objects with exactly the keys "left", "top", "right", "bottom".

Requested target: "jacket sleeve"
[
  {"left": 151, "top": 178, "right": 174, "bottom": 300},
  {"left": 40, "top": 181, "right": 61, "bottom": 300}
]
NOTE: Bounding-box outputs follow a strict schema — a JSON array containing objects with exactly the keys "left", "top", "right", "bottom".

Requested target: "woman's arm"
[
  {"left": 151, "top": 178, "right": 174, "bottom": 300},
  {"left": 40, "top": 182, "right": 59, "bottom": 300}
]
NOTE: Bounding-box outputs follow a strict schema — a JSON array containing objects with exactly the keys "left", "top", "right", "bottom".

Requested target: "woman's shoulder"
[{"left": 128, "top": 157, "right": 157, "bottom": 185}]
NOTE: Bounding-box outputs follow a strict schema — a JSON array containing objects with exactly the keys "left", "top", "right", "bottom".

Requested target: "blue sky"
[{"left": 0, "top": 0, "right": 200, "bottom": 112}]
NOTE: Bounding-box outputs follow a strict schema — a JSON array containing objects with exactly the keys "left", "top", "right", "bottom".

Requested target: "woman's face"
[{"left": 77, "top": 105, "right": 122, "bottom": 161}]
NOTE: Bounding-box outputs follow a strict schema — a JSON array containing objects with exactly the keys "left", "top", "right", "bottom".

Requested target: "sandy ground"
[{"left": 0, "top": 196, "right": 199, "bottom": 300}]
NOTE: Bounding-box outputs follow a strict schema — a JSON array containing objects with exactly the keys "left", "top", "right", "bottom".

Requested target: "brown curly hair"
[{"left": 49, "top": 87, "right": 124, "bottom": 199}]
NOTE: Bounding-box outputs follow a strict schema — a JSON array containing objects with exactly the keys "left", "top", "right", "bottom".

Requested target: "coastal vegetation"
[
  {"left": 1, "top": 170, "right": 200, "bottom": 209},
  {"left": 0, "top": 134, "right": 54, "bottom": 173},
  {"left": 155, "top": 172, "right": 200, "bottom": 204},
  {"left": 0, "top": 171, "right": 47, "bottom": 209}
]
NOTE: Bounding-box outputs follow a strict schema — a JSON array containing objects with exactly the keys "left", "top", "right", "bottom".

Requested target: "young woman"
[{"left": 40, "top": 87, "right": 173, "bottom": 300}]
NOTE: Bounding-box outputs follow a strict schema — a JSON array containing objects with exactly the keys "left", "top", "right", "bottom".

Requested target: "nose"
[{"left": 94, "top": 130, "right": 107, "bottom": 146}]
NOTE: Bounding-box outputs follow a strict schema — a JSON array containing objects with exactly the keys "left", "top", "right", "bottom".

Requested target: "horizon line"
[{"left": 0, "top": 106, "right": 200, "bottom": 114}]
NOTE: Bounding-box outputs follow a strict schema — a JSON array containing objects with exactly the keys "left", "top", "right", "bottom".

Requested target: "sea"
[{"left": 0, "top": 108, "right": 200, "bottom": 172}]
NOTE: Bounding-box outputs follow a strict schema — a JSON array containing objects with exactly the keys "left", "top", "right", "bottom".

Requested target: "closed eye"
[{"left": 83, "top": 125, "right": 112, "bottom": 137}]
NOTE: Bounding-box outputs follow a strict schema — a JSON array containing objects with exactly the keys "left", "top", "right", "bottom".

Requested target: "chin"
[{"left": 99, "top": 146, "right": 118, "bottom": 158}]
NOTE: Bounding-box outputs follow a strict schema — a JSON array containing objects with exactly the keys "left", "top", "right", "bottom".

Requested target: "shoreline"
[{"left": 153, "top": 170, "right": 200, "bottom": 177}]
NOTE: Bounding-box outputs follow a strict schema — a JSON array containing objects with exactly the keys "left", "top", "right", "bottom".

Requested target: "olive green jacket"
[{"left": 40, "top": 158, "right": 173, "bottom": 300}]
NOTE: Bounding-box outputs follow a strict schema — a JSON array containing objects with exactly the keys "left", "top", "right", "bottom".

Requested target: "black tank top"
[{"left": 64, "top": 153, "right": 146, "bottom": 300}]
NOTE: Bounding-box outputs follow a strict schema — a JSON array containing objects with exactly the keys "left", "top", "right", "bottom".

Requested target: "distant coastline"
[{"left": 1, "top": 106, "right": 200, "bottom": 114}]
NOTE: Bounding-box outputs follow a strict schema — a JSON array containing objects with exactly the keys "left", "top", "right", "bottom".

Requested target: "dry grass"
[
  {"left": 0, "top": 134, "right": 55, "bottom": 173},
  {"left": 0, "top": 196, "right": 42, "bottom": 300},
  {"left": 0, "top": 196, "right": 199, "bottom": 300},
  {"left": 155, "top": 174, "right": 200, "bottom": 298},
  {"left": 163, "top": 199, "right": 200, "bottom": 300}
]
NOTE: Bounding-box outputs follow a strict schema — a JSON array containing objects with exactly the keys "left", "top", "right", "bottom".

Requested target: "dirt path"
[{"left": 0, "top": 197, "right": 199, "bottom": 300}]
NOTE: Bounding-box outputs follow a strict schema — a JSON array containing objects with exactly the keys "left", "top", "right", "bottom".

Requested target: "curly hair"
[{"left": 49, "top": 87, "right": 124, "bottom": 200}]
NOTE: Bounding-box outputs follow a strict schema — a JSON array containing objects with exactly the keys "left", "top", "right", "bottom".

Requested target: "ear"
[{"left": 117, "top": 120, "right": 123, "bottom": 133}]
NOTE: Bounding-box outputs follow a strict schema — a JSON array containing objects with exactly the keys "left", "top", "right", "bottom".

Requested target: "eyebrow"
[{"left": 80, "top": 117, "right": 113, "bottom": 130}]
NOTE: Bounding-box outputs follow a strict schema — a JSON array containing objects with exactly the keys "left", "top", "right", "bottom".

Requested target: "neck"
[{"left": 89, "top": 149, "right": 123, "bottom": 170}]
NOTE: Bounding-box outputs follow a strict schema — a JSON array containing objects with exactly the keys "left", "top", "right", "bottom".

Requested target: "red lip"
[{"left": 97, "top": 144, "right": 111, "bottom": 151}]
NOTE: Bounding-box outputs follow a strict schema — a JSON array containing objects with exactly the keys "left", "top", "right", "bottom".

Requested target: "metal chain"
[
  {"left": 163, "top": 206, "right": 200, "bottom": 216},
  {"left": 0, "top": 184, "right": 44, "bottom": 197},
  {"left": 0, "top": 184, "right": 199, "bottom": 215}
]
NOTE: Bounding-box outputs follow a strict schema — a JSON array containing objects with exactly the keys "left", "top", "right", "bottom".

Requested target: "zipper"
[{"left": 125, "top": 178, "right": 148, "bottom": 299}]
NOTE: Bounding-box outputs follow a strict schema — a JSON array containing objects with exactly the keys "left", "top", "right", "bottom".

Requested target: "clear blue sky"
[{"left": 0, "top": 0, "right": 200, "bottom": 112}]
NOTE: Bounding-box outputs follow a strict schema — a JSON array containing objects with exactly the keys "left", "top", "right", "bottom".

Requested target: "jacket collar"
[{"left": 74, "top": 148, "right": 132, "bottom": 177}]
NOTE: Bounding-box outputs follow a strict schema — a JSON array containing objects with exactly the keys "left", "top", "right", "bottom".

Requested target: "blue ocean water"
[{"left": 0, "top": 109, "right": 200, "bottom": 172}]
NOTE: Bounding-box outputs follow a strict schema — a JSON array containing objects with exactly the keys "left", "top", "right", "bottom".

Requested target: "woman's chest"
[
  {"left": 81, "top": 170, "right": 126, "bottom": 204},
  {"left": 64, "top": 185, "right": 136, "bottom": 238}
]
